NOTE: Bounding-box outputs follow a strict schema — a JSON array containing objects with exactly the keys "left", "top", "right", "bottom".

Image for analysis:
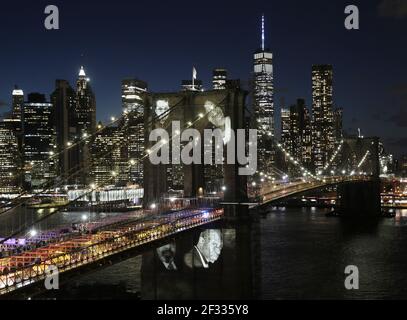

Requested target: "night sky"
[{"left": 0, "top": 0, "right": 406, "bottom": 156}]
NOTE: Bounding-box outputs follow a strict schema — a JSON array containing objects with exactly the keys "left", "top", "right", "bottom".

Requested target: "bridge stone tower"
[
  {"left": 143, "top": 86, "right": 248, "bottom": 207},
  {"left": 339, "top": 136, "right": 381, "bottom": 177},
  {"left": 337, "top": 137, "right": 382, "bottom": 218}
]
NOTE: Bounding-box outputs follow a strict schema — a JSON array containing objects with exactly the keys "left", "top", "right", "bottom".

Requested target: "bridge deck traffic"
[{"left": 260, "top": 176, "right": 371, "bottom": 206}]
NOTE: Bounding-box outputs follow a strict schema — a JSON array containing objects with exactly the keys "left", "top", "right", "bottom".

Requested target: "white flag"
[{"left": 193, "top": 67, "right": 197, "bottom": 80}]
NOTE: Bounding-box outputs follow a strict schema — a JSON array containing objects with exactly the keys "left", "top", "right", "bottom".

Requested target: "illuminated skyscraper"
[
  {"left": 311, "top": 65, "right": 334, "bottom": 172},
  {"left": 122, "top": 79, "right": 148, "bottom": 186},
  {"left": 302, "top": 107, "right": 312, "bottom": 168},
  {"left": 289, "top": 99, "right": 307, "bottom": 162},
  {"left": 12, "top": 86, "right": 24, "bottom": 121},
  {"left": 253, "top": 15, "right": 275, "bottom": 174},
  {"left": 281, "top": 108, "right": 291, "bottom": 152},
  {"left": 73, "top": 66, "right": 96, "bottom": 185},
  {"left": 75, "top": 66, "right": 96, "bottom": 135},
  {"left": 7, "top": 87, "right": 25, "bottom": 187},
  {"left": 51, "top": 80, "right": 77, "bottom": 183},
  {"left": 122, "top": 79, "right": 147, "bottom": 114},
  {"left": 0, "top": 120, "right": 20, "bottom": 194},
  {"left": 90, "top": 123, "right": 128, "bottom": 186},
  {"left": 213, "top": 69, "right": 228, "bottom": 90},
  {"left": 280, "top": 99, "right": 312, "bottom": 174},
  {"left": 334, "top": 107, "right": 343, "bottom": 140},
  {"left": 23, "top": 93, "right": 57, "bottom": 190}
]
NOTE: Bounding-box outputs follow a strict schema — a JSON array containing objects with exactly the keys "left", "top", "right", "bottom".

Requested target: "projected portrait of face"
[
  {"left": 155, "top": 99, "right": 170, "bottom": 124},
  {"left": 196, "top": 229, "right": 223, "bottom": 264},
  {"left": 184, "top": 229, "right": 223, "bottom": 269},
  {"left": 204, "top": 100, "right": 232, "bottom": 144},
  {"left": 156, "top": 243, "right": 177, "bottom": 271}
]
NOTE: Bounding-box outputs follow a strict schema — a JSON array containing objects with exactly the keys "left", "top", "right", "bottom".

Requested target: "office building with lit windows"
[
  {"left": 75, "top": 66, "right": 96, "bottom": 134},
  {"left": 212, "top": 68, "right": 228, "bottom": 90},
  {"left": 51, "top": 79, "right": 78, "bottom": 183},
  {"left": 12, "top": 86, "right": 24, "bottom": 120},
  {"left": 122, "top": 79, "right": 148, "bottom": 186},
  {"left": 3, "top": 87, "right": 25, "bottom": 188},
  {"left": 23, "top": 93, "right": 57, "bottom": 190},
  {"left": 281, "top": 108, "right": 291, "bottom": 153},
  {"left": 90, "top": 123, "right": 128, "bottom": 187},
  {"left": 280, "top": 99, "right": 312, "bottom": 174},
  {"left": 334, "top": 107, "right": 343, "bottom": 141},
  {"left": 73, "top": 66, "right": 97, "bottom": 185},
  {"left": 311, "top": 64, "right": 334, "bottom": 172},
  {"left": 0, "top": 120, "right": 20, "bottom": 194},
  {"left": 302, "top": 107, "right": 312, "bottom": 168}
]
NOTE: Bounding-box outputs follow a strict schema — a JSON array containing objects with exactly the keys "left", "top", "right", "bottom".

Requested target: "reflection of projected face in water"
[
  {"left": 184, "top": 230, "right": 223, "bottom": 268},
  {"left": 157, "top": 243, "right": 177, "bottom": 270}
]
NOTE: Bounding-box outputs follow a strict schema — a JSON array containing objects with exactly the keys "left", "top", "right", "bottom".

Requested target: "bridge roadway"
[
  {"left": 260, "top": 176, "right": 371, "bottom": 205},
  {"left": 0, "top": 207, "right": 223, "bottom": 296}
]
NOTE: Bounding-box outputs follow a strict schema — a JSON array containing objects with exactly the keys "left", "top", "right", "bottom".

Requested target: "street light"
[{"left": 29, "top": 229, "right": 38, "bottom": 238}]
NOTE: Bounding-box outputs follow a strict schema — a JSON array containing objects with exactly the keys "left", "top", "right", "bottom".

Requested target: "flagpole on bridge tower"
[{"left": 192, "top": 67, "right": 197, "bottom": 91}]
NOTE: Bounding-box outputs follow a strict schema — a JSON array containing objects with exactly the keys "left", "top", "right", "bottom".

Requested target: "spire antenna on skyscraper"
[
  {"left": 253, "top": 13, "right": 275, "bottom": 174},
  {"left": 79, "top": 66, "right": 86, "bottom": 77},
  {"left": 261, "top": 14, "right": 265, "bottom": 51}
]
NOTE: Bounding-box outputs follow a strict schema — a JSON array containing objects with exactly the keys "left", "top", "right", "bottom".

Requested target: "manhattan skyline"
[
  {"left": 0, "top": 0, "right": 406, "bottom": 157},
  {"left": 0, "top": 0, "right": 407, "bottom": 302}
]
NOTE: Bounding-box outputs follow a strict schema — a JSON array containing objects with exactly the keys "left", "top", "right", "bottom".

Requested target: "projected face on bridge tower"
[
  {"left": 204, "top": 100, "right": 232, "bottom": 145},
  {"left": 155, "top": 99, "right": 170, "bottom": 124}
]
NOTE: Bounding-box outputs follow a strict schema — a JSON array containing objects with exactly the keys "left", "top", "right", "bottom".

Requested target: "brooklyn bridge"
[{"left": 0, "top": 84, "right": 397, "bottom": 297}]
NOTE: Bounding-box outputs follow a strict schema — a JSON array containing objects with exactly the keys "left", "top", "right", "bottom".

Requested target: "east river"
[{"left": 10, "top": 206, "right": 404, "bottom": 300}]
